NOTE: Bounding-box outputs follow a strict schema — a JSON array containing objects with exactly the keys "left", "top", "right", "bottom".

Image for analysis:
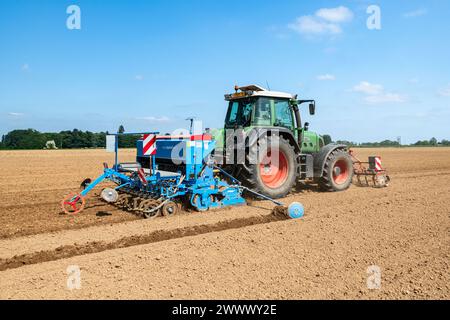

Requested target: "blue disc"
[{"left": 288, "top": 202, "right": 304, "bottom": 219}]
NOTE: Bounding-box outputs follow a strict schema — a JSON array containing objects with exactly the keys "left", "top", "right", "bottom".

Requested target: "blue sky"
[{"left": 0, "top": 0, "right": 449, "bottom": 144}]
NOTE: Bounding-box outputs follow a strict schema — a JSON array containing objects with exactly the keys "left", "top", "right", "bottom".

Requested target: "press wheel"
[
  {"left": 61, "top": 194, "right": 85, "bottom": 215},
  {"left": 161, "top": 201, "right": 179, "bottom": 217}
]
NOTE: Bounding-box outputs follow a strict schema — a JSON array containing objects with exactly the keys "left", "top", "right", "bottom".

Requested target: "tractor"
[
  {"left": 211, "top": 85, "right": 354, "bottom": 199},
  {"left": 61, "top": 84, "right": 387, "bottom": 217}
]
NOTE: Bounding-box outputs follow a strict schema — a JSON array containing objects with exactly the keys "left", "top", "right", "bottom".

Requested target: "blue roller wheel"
[{"left": 288, "top": 202, "right": 304, "bottom": 219}]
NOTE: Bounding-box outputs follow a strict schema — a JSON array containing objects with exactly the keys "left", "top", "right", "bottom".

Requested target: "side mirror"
[{"left": 309, "top": 103, "right": 315, "bottom": 115}]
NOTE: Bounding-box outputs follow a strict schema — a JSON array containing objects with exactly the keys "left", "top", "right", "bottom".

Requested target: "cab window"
[
  {"left": 253, "top": 98, "right": 272, "bottom": 126},
  {"left": 225, "top": 99, "right": 254, "bottom": 128},
  {"left": 274, "top": 100, "right": 293, "bottom": 129},
  {"left": 226, "top": 102, "right": 239, "bottom": 125}
]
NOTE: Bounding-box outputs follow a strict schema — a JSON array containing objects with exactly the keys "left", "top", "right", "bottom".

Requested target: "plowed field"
[{"left": 0, "top": 148, "right": 449, "bottom": 299}]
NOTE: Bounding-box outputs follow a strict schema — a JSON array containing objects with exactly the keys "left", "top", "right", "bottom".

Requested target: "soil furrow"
[{"left": 0, "top": 213, "right": 287, "bottom": 271}]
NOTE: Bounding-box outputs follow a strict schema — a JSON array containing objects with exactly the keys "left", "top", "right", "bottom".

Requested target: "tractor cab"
[
  {"left": 223, "top": 85, "right": 322, "bottom": 153},
  {"left": 225, "top": 85, "right": 294, "bottom": 128}
]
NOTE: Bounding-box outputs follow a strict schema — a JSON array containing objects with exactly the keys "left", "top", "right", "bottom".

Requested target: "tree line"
[
  {"left": 0, "top": 129, "right": 448, "bottom": 150},
  {"left": 0, "top": 128, "right": 139, "bottom": 150},
  {"left": 333, "top": 138, "right": 450, "bottom": 147}
]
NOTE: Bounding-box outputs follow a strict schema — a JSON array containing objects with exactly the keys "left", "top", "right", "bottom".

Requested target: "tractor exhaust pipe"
[{"left": 291, "top": 103, "right": 302, "bottom": 146}]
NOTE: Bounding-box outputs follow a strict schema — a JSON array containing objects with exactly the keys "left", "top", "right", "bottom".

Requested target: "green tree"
[
  {"left": 2, "top": 129, "right": 47, "bottom": 149},
  {"left": 359, "top": 140, "right": 400, "bottom": 147},
  {"left": 417, "top": 140, "right": 428, "bottom": 146},
  {"left": 0, "top": 129, "right": 112, "bottom": 149},
  {"left": 118, "top": 134, "right": 140, "bottom": 148},
  {"left": 429, "top": 137, "right": 438, "bottom": 146},
  {"left": 118, "top": 125, "right": 125, "bottom": 134}
]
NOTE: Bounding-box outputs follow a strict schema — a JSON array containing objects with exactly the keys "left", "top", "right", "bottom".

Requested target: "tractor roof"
[{"left": 225, "top": 85, "right": 295, "bottom": 101}]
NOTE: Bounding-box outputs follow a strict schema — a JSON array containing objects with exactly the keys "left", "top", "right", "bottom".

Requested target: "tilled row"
[{"left": 0, "top": 212, "right": 288, "bottom": 272}]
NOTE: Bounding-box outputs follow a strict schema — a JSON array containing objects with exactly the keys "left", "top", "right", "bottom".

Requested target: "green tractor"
[{"left": 212, "top": 85, "right": 354, "bottom": 199}]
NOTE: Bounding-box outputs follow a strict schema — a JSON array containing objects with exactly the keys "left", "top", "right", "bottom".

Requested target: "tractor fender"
[{"left": 313, "top": 144, "right": 348, "bottom": 178}]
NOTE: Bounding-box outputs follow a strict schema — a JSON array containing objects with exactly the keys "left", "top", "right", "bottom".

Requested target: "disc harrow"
[
  {"left": 350, "top": 150, "right": 391, "bottom": 188},
  {"left": 108, "top": 188, "right": 166, "bottom": 218}
]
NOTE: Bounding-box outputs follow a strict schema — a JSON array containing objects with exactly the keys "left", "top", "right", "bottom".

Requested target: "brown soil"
[
  {"left": 0, "top": 149, "right": 139, "bottom": 239},
  {"left": 0, "top": 213, "right": 288, "bottom": 271},
  {"left": 0, "top": 148, "right": 449, "bottom": 299}
]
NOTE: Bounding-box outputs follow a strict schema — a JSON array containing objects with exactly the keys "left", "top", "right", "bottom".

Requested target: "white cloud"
[
  {"left": 289, "top": 6, "right": 353, "bottom": 37},
  {"left": 289, "top": 16, "right": 341, "bottom": 35},
  {"left": 134, "top": 75, "right": 144, "bottom": 81},
  {"left": 438, "top": 84, "right": 450, "bottom": 97},
  {"left": 316, "top": 6, "right": 354, "bottom": 23},
  {"left": 408, "top": 77, "right": 420, "bottom": 84},
  {"left": 352, "top": 81, "right": 407, "bottom": 104},
  {"left": 353, "top": 81, "right": 383, "bottom": 95},
  {"left": 136, "top": 116, "right": 170, "bottom": 122},
  {"left": 8, "top": 112, "right": 25, "bottom": 117},
  {"left": 317, "top": 74, "right": 336, "bottom": 81},
  {"left": 403, "top": 9, "right": 427, "bottom": 18},
  {"left": 364, "top": 93, "right": 407, "bottom": 104}
]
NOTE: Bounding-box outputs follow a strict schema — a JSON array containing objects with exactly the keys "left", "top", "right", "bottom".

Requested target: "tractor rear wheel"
[
  {"left": 238, "top": 136, "right": 297, "bottom": 199},
  {"left": 319, "top": 149, "right": 354, "bottom": 192}
]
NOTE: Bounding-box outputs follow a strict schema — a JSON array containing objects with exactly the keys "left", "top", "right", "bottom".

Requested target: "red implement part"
[{"left": 61, "top": 193, "right": 86, "bottom": 215}]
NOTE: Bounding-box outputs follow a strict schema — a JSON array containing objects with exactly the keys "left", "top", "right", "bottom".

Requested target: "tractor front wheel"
[{"left": 319, "top": 149, "right": 354, "bottom": 192}]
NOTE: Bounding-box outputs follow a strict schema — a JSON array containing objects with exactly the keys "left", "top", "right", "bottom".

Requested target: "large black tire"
[
  {"left": 319, "top": 149, "right": 354, "bottom": 192},
  {"left": 237, "top": 136, "right": 297, "bottom": 199}
]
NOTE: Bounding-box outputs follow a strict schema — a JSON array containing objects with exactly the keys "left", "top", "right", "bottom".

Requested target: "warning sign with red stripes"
[
  {"left": 143, "top": 134, "right": 157, "bottom": 156},
  {"left": 137, "top": 168, "right": 148, "bottom": 186},
  {"left": 375, "top": 157, "right": 383, "bottom": 171}
]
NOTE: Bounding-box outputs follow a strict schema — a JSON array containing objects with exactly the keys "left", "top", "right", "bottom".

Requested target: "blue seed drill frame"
[{"left": 63, "top": 132, "right": 286, "bottom": 216}]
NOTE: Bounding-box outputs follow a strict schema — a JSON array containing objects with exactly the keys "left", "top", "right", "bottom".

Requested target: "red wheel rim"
[
  {"left": 332, "top": 160, "right": 349, "bottom": 185},
  {"left": 260, "top": 149, "right": 289, "bottom": 189},
  {"left": 61, "top": 194, "right": 85, "bottom": 215}
]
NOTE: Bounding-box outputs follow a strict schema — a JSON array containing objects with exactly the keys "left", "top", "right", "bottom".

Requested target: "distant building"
[{"left": 44, "top": 140, "right": 58, "bottom": 150}]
